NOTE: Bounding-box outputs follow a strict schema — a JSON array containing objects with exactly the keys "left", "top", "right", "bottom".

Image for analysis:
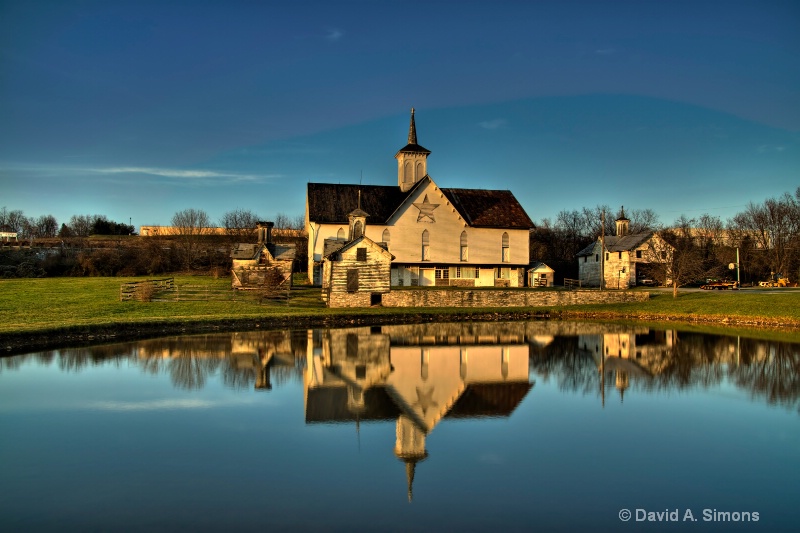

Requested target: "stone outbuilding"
[
  {"left": 576, "top": 208, "right": 670, "bottom": 289},
  {"left": 321, "top": 200, "right": 394, "bottom": 308},
  {"left": 231, "top": 222, "right": 296, "bottom": 290}
]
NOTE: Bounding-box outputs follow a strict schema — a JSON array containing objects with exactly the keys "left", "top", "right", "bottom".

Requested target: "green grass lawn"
[
  {"left": 567, "top": 289, "right": 800, "bottom": 322},
  {"left": 1, "top": 277, "right": 799, "bottom": 336}
]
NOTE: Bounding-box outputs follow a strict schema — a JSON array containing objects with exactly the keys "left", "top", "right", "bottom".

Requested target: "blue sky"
[{"left": 1, "top": 0, "right": 798, "bottom": 229}]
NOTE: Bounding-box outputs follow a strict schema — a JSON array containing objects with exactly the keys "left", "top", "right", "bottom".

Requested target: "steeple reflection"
[{"left": 304, "top": 324, "right": 533, "bottom": 501}]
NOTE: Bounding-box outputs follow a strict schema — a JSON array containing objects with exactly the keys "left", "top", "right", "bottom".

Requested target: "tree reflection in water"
[{"left": 2, "top": 322, "right": 798, "bottom": 413}]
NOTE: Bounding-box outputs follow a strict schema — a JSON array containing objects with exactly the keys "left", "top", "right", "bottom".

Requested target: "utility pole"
[{"left": 736, "top": 247, "right": 741, "bottom": 285}]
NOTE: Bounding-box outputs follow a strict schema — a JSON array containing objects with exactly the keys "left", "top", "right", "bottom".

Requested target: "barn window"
[
  {"left": 347, "top": 269, "right": 359, "bottom": 292},
  {"left": 458, "top": 266, "right": 476, "bottom": 279},
  {"left": 595, "top": 254, "right": 599, "bottom": 262},
  {"left": 636, "top": 250, "right": 642, "bottom": 259},
  {"left": 353, "top": 220, "right": 363, "bottom": 238},
  {"left": 501, "top": 232, "right": 510, "bottom": 263},
  {"left": 409, "top": 266, "right": 419, "bottom": 286},
  {"left": 460, "top": 231, "right": 468, "bottom": 261},
  {"left": 404, "top": 161, "right": 413, "bottom": 183},
  {"left": 416, "top": 162, "right": 424, "bottom": 180},
  {"left": 337, "top": 227, "right": 345, "bottom": 239},
  {"left": 661, "top": 251, "right": 667, "bottom": 259},
  {"left": 606, "top": 252, "right": 609, "bottom": 260},
  {"left": 583, "top": 256, "right": 587, "bottom": 263},
  {"left": 618, "top": 252, "right": 622, "bottom": 259},
  {"left": 382, "top": 229, "right": 390, "bottom": 248},
  {"left": 356, "top": 247, "right": 367, "bottom": 261},
  {"left": 422, "top": 230, "right": 430, "bottom": 261}
]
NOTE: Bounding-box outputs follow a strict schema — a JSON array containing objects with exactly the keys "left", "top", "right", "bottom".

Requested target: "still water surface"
[{"left": 1, "top": 321, "right": 798, "bottom": 532}]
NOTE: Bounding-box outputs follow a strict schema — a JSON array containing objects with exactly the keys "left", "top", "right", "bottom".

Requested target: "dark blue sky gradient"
[{"left": 1, "top": 0, "right": 798, "bottom": 227}]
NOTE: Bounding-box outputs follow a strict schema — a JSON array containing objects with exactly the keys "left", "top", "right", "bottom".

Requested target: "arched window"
[
  {"left": 353, "top": 220, "right": 363, "bottom": 239},
  {"left": 460, "top": 231, "right": 468, "bottom": 261},
  {"left": 337, "top": 227, "right": 345, "bottom": 239},
  {"left": 382, "top": 229, "right": 390, "bottom": 248},
  {"left": 501, "top": 232, "right": 510, "bottom": 262},
  {"left": 416, "top": 162, "right": 424, "bottom": 180},
  {"left": 422, "top": 230, "right": 430, "bottom": 261},
  {"left": 404, "top": 162, "right": 413, "bottom": 183}
]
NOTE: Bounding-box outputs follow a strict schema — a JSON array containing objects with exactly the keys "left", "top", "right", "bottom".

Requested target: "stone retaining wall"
[{"left": 381, "top": 289, "right": 648, "bottom": 308}]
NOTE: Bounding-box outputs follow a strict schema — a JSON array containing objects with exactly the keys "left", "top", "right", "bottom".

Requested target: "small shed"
[
  {"left": 528, "top": 262, "right": 555, "bottom": 287},
  {"left": 322, "top": 235, "right": 394, "bottom": 308},
  {"left": 231, "top": 222, "right": 296, "bottom": 290}
]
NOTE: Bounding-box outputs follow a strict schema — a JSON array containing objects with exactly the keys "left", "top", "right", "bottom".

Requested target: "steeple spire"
[
  {"left": 396, "top": 107, "right": 430, "bottom": 192},
  {"left": 408, "top": 107, "right": 417, "bottom": 144}
]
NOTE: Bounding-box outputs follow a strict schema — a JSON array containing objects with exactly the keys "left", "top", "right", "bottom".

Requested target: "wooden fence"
[
  {"left": 121, "top": 278, "right": 288, "bottom": 303},
  {"left": 120, "top": 278, "right": 174, "bottom": 301},
  {"left": 563, "top": 278, "right": 582, "bottom": 290}
]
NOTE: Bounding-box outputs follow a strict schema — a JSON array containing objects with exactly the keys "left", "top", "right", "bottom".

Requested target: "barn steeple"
[
  {"left": 348, "top": 190, "right": 368, "bottom": 240},
  {"left": 395, "top": 108, "right": 431, "bottom": 192},
  {"left": 615, "top": 206, "right": 630, "bottom": 237}
]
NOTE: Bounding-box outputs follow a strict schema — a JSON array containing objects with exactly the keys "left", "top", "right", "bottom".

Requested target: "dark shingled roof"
[
  {"left": 576, "top": 232, "right": 654, "bottom": 257},
  {"left": 445, "top": 382, "right": 533, "bottom": 418},
  {"left": 305, "top": 386, "right": 402, "bottom": 423},
  {"left": 308, "top": 182, "right": 534, "bottom": 229},
  {"left": 395, "top": 142, "right": 431, "bottom": 155},
  {"left": 442, "top": 188, "right": 534, "bottom": 229},
  {"left": 308, "top": 183, "right": 412, "bottom": 225}
]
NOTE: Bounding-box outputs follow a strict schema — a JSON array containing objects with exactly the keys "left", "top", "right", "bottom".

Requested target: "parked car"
[{"left": 637, "top": 278, "right": 657, "bottom": 287}]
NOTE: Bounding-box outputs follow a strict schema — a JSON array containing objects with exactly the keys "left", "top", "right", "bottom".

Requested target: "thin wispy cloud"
[
  {"left": 479, "top": 118, "right": 507, "bottom": 130},
  {"left": 0, "top": 397, "right": 261, "bottom": 413},
  {"left": 87, "top": 398, "right": 232, "bottom": 411},
  {"left": 757, "top": 145, "right": 786, "bottom": 153},
  {"left": 88, "top": 167, "right": 281, "bottom": 183},
  {"left": 326, "top": 28, "right": 344, "bottom": 42}
]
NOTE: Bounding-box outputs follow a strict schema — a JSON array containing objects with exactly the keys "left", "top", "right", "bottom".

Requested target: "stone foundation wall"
[
  {"left": 328, "top": 291, "right": 373, "bottom": 308},
  {"left": 381, "top": 289, "right": 648, "bottom": 308}
]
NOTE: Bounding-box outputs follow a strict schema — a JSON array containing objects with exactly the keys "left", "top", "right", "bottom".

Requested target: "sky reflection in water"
[{"left": 1, "top": 322, "right": 798, "bottom": 532}]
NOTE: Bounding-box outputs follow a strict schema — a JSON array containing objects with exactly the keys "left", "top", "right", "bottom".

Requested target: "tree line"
[
  {"left": 0, "top": 209, "right": 135, "bottom": 239},
  {"left": 531, "top": 188, "right": 800, "bottom": 286},
  {"left": 3, "top": 189, "right": 798, "bottom": 284},
  {"left": 0, "top": 207, "right": 305, "bottom": 278}
]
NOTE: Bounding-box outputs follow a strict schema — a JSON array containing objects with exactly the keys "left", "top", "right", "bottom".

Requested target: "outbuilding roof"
[{"left": 576, "top": 232, "right": 654, "bottom": 256}]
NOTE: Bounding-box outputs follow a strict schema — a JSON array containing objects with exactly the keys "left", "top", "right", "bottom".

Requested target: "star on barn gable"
[
  {"left": 413, "top": 195, "right": 439, "bottom": 223},
  {"left": 413, "top": 385, "right": 438, "bottom": 415}
]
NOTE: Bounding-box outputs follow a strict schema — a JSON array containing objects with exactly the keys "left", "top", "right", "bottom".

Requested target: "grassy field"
[
  {"left": 567, "top": 288, "right": 800, "bottom": 323},
  {"left": 1, "top": 277, "right": 799, "bottom": 337}
]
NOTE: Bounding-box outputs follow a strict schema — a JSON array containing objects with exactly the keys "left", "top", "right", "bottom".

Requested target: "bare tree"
[
  {"left": 221, "top": 208, "right": 259, "bottom": 241},
  {"left": 644, "top": 216, "right": 706, "bottom": 298},
  {"left": 729, "top": 190, "right": 800, "bottom": 281},
  {"left": 171, "top": 208, "right": 213, "bottom": 270},
  {"left": 0, "top": 207, "right": 26, "bottom": 233},
  {"left": 35, "top": 215, "right": 58, "bottom": 238},
  {"left": 628, "top": 208, "right": 660, "bottom": 234},
  {"left": 69, "top": 215, "right": 94, "bottom": 237}
]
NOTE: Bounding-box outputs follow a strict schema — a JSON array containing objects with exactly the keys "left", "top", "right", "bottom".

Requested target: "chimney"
[{"left": 256, "top": 221, "right": 274, "bottom": 245}]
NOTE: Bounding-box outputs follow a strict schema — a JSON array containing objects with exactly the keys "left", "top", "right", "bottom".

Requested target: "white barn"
[{"left": 306, "top": 109, "right": 534, "bottom": 288}]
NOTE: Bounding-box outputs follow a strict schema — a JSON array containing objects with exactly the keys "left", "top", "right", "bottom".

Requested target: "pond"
[{"left": 1, "top": 321, "right": 798, "bottom": 532}]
